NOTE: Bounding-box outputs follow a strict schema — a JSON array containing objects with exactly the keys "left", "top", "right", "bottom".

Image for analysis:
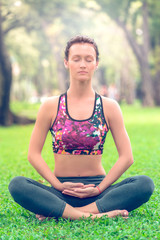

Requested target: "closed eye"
[
  {"left": 86, "top": 57, "right": 94, "bottom": 62},
  {"left": 73, "top": 58, "right": 80, "bottom": 62}
]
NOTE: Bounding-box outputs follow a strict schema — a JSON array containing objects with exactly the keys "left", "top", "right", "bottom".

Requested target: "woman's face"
[{"left": 64, "top": 43, "right": 99, "bottom": 83}]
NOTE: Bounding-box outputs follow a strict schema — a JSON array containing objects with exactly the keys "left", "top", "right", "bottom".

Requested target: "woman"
[{"left": 9, "top": 36, "right": 154, "bottom": 220}]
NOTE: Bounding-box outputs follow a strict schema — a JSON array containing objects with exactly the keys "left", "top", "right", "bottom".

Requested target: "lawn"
[{"left": 0, "top": 102, "right": 160, "bottom": 239}]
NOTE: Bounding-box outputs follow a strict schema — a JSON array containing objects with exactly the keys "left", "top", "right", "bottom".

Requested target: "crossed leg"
[
  {"left": 36, "top": 202, "right": 128, "bottom": 221},
  {"left": 62, "top": 203, "right": 128, "bottom": 219},
  {"left": 9, "top": 175, "right": 154, "bottom": 221}
]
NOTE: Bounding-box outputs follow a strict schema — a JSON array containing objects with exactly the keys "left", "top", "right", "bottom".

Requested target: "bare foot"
[
  {"left": 92, "top": 210, "right": 129, "bottom": 219},
  {"left": 36, "top": 214, "right": 52, "bottom": 221},
  {"left": 36, "top": 209, "right": 129, "bottom": 221}
]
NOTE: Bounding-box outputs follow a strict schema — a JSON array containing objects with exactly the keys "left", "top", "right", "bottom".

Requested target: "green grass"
[{"left": 0, "top": 103, "right": 160, "bottom": 239}]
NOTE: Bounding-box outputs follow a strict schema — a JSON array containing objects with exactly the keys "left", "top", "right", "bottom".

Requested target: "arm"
[
  {"left": 27, "top": 98, "right": 63, "bottom": 191},
  {"left": 28, "top": 98, "right": 91, "bottom": 192},
  {"left": 98, "top": 99, "right": 134, "bottom": 192},
  {"left": 63, "top": 99, "right": 133, "bottom": 198}
]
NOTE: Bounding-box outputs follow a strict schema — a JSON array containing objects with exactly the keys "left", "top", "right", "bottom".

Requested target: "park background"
[{"left": 0, "top": 0, "right": 160, "bottom": 239}]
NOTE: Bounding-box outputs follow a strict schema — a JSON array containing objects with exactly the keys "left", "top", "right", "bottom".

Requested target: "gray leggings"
[{"left": 8, "top": 175, "right": 154, "bottom": 219}]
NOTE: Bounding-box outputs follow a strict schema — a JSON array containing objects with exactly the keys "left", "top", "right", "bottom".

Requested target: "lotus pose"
[{"left": 9, "top": 36, "right": 154, "bottom": 220}]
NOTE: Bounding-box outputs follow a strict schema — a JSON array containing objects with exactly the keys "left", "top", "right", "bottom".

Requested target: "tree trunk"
[
  {"left": 96, "top": 67, "right": 108, "bottom": 96},
  {"left": 54, "top": 49, "right": 69, "bottom": 93},
  {"left": 0, "top": 5, "right": 12, "bottom": 125},
  {"left": 0, "top": 4, "right": 35, "bottom": 126},
  {"left": 119, "top": 57, "right": 135, "bottom": 104},
  {"left": 116, "top": 1, "right": 154, "bottom": 106},
  {"left": 40, "top": 20, "right": 69, "bottom": 93},
  {"left": 140, "top": 1, "right": 154, "bottom": 106},
  {"left": 154, "top": 70, "right": 160, "bottom": 105},
  {"left": 139, "top": 55, "right": 154, "bottom": 106}
]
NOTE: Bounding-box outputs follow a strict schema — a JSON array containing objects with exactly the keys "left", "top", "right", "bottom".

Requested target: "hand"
[
  {"left": 62, "top": 185, "right": 100, "bottom": 198},
  {"left": 61, "top": 182, "right": 95, "bottom": 191}
]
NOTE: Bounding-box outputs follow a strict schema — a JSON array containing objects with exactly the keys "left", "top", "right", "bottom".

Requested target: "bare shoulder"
[
  {"left": 36, "top": 95, "right": 60, "bottom": 127},
  {"left": 42, "top": 96, "right": 59, "bottom": 108},
  {"left": 102, "top": 96, "right": 120, "bottom": 109},
  {"left": 40, "top": 96, "right": 59, "bottom": 111},
  {"left": 101, "top": 96, "right": 123, "bottom": 128}
]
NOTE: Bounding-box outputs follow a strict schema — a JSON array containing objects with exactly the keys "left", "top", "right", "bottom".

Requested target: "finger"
[
  {"left": 62, "top": 190, "right": 79, "bottom": 197},
  {"left": 74, "top": 188, "right": 87, "bottom": 193},
  {"left": 62, "top": 189, "right": 76, "bottom": 195},
  {"left": 82, "top": 184, "right": 95, "bottom": 188},
  {"left": 63, "top": 189, "right": 87, "bottom": 198},
  {"left": 71, "top": 183, "right": 84, "bottom": 188},
  {"left": 74, "top": 187, "right": 93, "bottom": 193},
  {"left": 75, "top": 186, "right": 95, "bottom": 191}
]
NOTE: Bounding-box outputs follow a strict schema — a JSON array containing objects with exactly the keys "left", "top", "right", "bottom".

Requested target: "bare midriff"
[{"left": 53, "top": 154, "right": 106, "bottom": 177}]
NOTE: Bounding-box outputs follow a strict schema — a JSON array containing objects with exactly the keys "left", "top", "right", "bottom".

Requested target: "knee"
[
  {"left": 8, "top": 176, "right": 26, "bottom": 198},
  {"left": 139, "top": 175, "right": 155, "bottom": 199}
]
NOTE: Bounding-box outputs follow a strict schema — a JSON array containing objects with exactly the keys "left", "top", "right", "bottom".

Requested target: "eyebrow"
[{"left": 72, "top": 55, "right": 94, "bottom": 58}]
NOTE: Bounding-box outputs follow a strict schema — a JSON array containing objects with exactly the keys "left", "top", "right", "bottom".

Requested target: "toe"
[
  {"left": 39, "top": 216, "right": 46, "bottom": 221},
  {"left": 122, "top": 210, "right": 129, "bottom": 217}
]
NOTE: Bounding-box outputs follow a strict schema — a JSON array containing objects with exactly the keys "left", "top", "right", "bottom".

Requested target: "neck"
[{"left": 68, "top": 81, "right": 94, "bottom": 98}]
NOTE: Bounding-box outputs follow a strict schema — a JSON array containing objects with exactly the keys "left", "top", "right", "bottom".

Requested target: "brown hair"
[{"left": 64, "top": 35, "right": 99, "bottom": 61}]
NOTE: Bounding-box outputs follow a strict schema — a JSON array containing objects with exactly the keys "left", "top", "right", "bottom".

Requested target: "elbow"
[
  {"left": 27, "top": 150, "right": 35, "bottom": 164},
  {"left": 27, "top": 152, "right": 32, "bottom": 163},
  {"left": 129, "top": 155, "right": 134, "bottom": 166},
  {"left": 27, "top": 150, "right": 41, "bottom": 164}
]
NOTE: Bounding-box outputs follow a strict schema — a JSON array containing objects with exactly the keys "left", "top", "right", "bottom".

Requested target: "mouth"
[{"left": 78, "top": 71, "right": 88, "bottom": 74}]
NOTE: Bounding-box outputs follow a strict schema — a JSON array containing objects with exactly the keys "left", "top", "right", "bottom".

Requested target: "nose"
[{"left": 80, "top": 60, "right": 86, "bottom": 68}]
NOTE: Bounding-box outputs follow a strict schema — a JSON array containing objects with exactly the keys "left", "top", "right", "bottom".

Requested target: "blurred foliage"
[
  {"left": 1, "top": 0, "right": 160, "bottom": 104},
  {"left": 95, "top": 0, "right": 160, "bottom": 105},
  {"left": 0, "top": 0, "right": 137, "bottom": 102}
]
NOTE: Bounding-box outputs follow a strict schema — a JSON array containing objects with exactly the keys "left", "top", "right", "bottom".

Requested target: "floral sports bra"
[{"left": 50, "top": 92, "right": 109, "bottom": 155}]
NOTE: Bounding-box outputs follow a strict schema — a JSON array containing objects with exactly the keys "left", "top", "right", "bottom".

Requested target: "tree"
[
  {"left": 0, "top": 0, "right": 39, "bottom": 125},
  {"left": 0, "top": 1, "right": 35, "bottom": 125},
  {"left": 0, "top": 0, "right": 74, "bottom": 125},
  {"left": 149, "top": 1, "right": 160, "bottom": 105},
  {"left": 0, "top": 2, "right": 13, "bottom": 125},
  {"left": 96, "top": 0, "right": 159, "bottom": 106}
]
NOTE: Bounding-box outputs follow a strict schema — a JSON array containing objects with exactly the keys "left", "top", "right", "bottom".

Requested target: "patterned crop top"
[{"left": 50, "top": 92, "right": 109, "bottom": 155}]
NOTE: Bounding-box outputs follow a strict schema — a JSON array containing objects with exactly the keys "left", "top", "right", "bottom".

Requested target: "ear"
[
  {"left": 96, "top": 61, "right": 99, "bottom": 70},
  {"left": 64, "top": 59, "right": 69, "bottom": 69}
]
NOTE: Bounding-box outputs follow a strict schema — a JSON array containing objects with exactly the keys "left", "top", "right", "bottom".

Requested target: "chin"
[
  {"left": 78, "top": 78, "right": 90, "bottom": 83},
  {"left": 77, "top": 76, "right": 90, "bottom": 81}
]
